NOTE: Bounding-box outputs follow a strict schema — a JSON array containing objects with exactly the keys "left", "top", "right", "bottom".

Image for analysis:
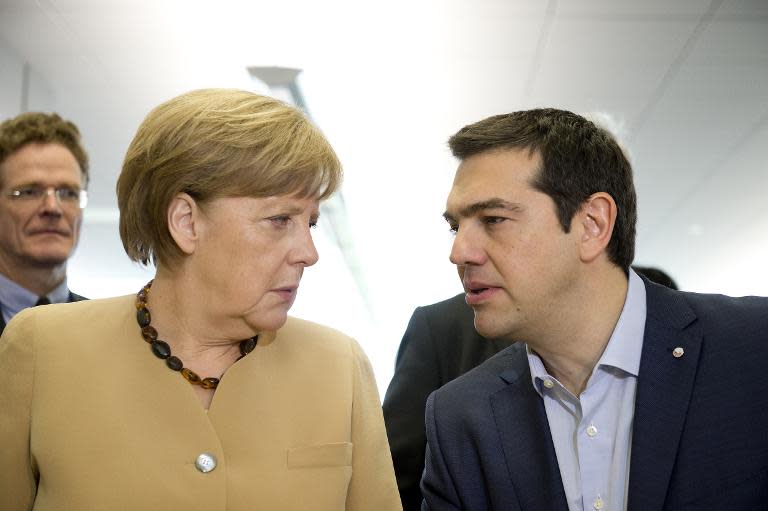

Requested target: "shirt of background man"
[{"left": 0, "top": 272, "right": 85, "bottom": 335}]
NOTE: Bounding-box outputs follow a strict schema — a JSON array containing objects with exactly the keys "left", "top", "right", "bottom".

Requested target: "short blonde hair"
[{"left": 117, "top": 88, "right": 342, "bottom": 266}]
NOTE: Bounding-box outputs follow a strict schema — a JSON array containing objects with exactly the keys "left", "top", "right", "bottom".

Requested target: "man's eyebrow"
[
  {"left": 11, "top": 180, "right": 82, "bottom": 188},
  {"left": 443, "top": 198, "right": 523, "bottom": 222}
]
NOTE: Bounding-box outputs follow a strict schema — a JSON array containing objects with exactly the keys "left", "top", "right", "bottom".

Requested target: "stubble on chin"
[{"left": 23, "top": 243, "right": 74, "bottom": 269}]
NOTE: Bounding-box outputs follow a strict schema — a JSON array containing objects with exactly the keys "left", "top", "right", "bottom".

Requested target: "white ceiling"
[{"left": 1, "top": 0, "right": 767, "bottom": 384}]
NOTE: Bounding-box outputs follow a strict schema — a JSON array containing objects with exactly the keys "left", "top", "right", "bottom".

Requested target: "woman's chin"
[{"left": 245, "top": 310, "right": 289, "bottom": 333}]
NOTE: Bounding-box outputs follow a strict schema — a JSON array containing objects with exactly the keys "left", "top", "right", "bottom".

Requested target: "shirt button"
[
  {"left": 543, "top": 379, "right": 554, "bottom": 389},
  {"left": 195, "top": 453, "right": 217, "bottom": 473},
  {"left": 586, "top": 425, "right": 598, "bottom": 437},
  {"left": 593, "top": 496, "right": 604, "bottom": 510}
]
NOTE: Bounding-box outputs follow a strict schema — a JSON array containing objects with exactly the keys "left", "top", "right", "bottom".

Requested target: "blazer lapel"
[
  {"left": 490, "top": 346, "right": 569, "bottom": 511},
  {"left": 628, "top": 284, "right": 702, "bottom": 511}
]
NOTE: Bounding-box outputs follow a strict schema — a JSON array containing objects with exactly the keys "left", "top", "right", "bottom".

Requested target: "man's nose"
[
  {"left": 449, "top": 224, "right": 485, "bottom": 267},
  {"left": 39, "top": 188, "right": 64, "bottom": 215}
]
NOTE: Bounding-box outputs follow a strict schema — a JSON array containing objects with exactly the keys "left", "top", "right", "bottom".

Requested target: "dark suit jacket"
[
  {"left": 422, "top": 281, "right": 768, "bottom": 511},
  {"left": 0, "top": 290, "right": 86, "bottom": 335},
  {"left": 383, "top": 294, "right": 513, "bottom": 511}
]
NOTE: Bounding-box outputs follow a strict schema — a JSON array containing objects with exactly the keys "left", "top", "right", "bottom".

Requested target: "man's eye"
[
  {"left": 17, "top": 187, "right": 42, "bottom": 199},
  {"left": 58, "top": 188, "right": 81, "bottom": 201},
  {"left": 448, "top": 224, "right": 458, "bottom": 234},
  {"left": 483, "top": 216, "right": 506, "bottom": 226}
]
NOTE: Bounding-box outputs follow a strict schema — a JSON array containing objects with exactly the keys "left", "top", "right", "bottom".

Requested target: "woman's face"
[{"left": 191, "top": 193, "right": 320, "bottom": 334}]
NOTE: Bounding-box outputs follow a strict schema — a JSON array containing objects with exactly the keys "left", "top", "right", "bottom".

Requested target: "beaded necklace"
[{"left": 135, "top": 280, "right": 257, "bottom": 389}]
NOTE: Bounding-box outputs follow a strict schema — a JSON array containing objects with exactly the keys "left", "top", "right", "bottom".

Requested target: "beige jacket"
[{"left": 0, "top": 295, "right": 401, "bottom": 511}]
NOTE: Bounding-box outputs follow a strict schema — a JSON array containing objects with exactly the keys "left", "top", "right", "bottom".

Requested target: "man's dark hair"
[{"left": 448, "top": 108, "right": 636, "bottom": 271}]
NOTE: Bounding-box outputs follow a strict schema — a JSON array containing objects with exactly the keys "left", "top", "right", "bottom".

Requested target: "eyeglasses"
[{"left": 6, "top": 185, "right": 88, "bottom": 209}]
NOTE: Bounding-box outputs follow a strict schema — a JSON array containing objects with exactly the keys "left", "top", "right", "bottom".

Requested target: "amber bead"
[
  {"left": 240, "top": 336, "right": 258, "bottom": 356},
  {"left": 150, "top": 340, "right": 171, "bottom": 359},
  {"left": 137, "top": 307, "right": 151, "bottom": 328},
  {"left": 201, "top": 377, "right": 220, "bottom": 389},
  {"left": 182, "top": 368, "right": 202, "bottom": 384},
  {"left": 166, "top": 356, "right": 183, "bottom": 371},
  {"left": 141, "top": 325, "right": 158, "bottom": 342}
]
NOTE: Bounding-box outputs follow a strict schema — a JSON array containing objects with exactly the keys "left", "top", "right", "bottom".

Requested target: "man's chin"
[
  {"left": 473, "top": 314, "right": 501, "bottom": 339},
  {"left": 473, "top": 311, "right": 516, "bottom": 341},
  {"left": 25, "top": 251, "right": 71, "bottom": 268}
]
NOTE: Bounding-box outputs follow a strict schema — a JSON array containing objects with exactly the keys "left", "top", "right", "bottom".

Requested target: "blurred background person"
[
  {"left": 383, "top": 294, "right": 512, "bottom": 511},
  {"left": 0, "top": 89, "right": 401, "bottom": 511},
  {"left": 0, "top": 112, "right": 88, "bottom": 335},
  {"left": 633, "top": 265, "right": 679, "bottom": 290}
]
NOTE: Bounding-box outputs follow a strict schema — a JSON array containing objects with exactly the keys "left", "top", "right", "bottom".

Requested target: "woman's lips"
[{"left": 272, "top": 287, "right": 297, "bottom": 302}]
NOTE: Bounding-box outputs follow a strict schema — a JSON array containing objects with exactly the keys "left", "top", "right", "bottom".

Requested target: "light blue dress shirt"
[
  {"left": 527, "top": 270, "right": 647, "bottom": 511},
  {"left": 0, "top": 272, "right": 71, "bottom": 325}
]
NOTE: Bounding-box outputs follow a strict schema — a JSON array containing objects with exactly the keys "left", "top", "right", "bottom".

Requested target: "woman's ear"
[
  {"left": 167, "top": 193, "right": 199, "bottom": 256},
  {"left": 578, "top": 192, "right": 617, "bottom": 263}
]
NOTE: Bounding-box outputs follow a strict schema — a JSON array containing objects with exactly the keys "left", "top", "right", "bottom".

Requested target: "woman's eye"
[{"left": 270, "top": 215, "right": 291, "bottom": 227}]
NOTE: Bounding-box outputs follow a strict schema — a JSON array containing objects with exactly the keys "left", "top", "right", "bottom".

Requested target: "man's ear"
[
  {"left": 577, "top": 192, "right": 617, "bottom": 263},
  {"left": 167, "top": 193, "right": 200, "bottom": 256}
]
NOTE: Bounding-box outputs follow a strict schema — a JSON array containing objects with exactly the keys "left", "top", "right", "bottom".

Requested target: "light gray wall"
[{"left": 0, "top": 37, "right": 55, "bottom": 118}]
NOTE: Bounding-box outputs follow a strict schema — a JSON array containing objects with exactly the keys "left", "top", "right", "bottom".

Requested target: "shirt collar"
[
  {"left": 527, "top": 269, "right": 647, "bottom": 393},
  {"left": 0, "top": 272, "right": 71, "bottom": 323},
  {"left": 597, "top": 269, "right": 646, "bottom": 377}
]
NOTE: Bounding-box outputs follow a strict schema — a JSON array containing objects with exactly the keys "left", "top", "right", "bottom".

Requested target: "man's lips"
[
  {"left": 28, "top": 228, "right": 70, "bottom": 236},
  {"left": 463, "top": 280, "right": 501, "bottom": 305}
]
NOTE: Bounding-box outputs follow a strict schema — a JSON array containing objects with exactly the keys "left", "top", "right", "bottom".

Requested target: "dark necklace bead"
[
  {"left": 151, "top": 340, "right": 171, "bottom": 359},
  {"left": 137, "top": 307, "right": 151, "bottom": 328},
  {"left": 141, "top": 325, "right": 158, "bottom": 342},
  {"left": 166, "top": 356, "right": 183, "bottom": 371},
  {"left": 240, "top": 337, "right": 258, "bottom": 356},
  {"left": 135, "top": 280, "right": 258, "bottom": 389}
]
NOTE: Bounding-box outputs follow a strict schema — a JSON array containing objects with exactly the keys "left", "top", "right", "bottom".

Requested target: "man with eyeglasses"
[{"left": 0, "top": 112, "right": 88, "bottom": 335}]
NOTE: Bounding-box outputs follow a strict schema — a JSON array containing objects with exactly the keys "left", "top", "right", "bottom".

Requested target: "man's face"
[
  {"left": 0, "top": 143, "right": 85, "bottom": 272},
  {"left": 444, "top": 148, "right": 581, "bottom": 342}
]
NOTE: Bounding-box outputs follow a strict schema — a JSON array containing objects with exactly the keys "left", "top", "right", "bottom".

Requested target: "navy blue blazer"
[{"left": 422, "top": 280, "right": 768, "bottom": 511}]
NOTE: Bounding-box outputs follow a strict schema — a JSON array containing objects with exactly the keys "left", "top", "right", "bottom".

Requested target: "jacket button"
[{"left": 195, "top": 453, "right": 217, "bottom": 473}]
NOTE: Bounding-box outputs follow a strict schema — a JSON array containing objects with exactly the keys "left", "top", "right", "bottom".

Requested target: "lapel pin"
[{"left": 672, "top": 347, "right": 685, "bottom": 358}]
